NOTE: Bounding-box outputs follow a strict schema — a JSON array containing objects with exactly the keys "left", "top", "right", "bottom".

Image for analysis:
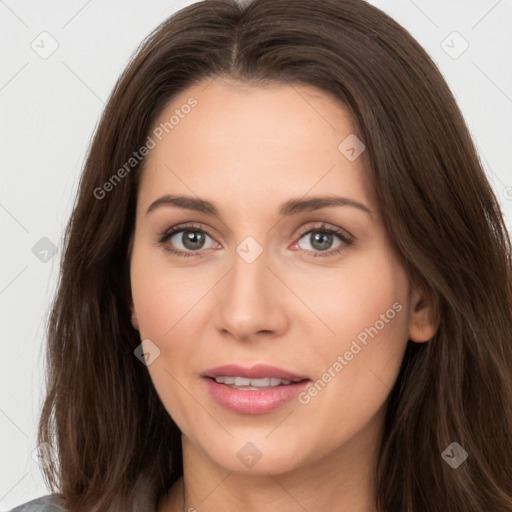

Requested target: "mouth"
[{"left": 201, "top": 364, "right": 311, "bottom": 414}]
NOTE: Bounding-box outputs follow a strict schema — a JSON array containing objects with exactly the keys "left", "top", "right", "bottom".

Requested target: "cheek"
[
  {"left": 293, "top": 249, "right": 410, "bottom": 414},
  {"left": 130, "top": 244, "right": 211, "bottom": 414},
  {"left": 288, "top": 249, "right": 409, "bottom": 348},
  {"left": 130, "top": 242, "right": 204, "bottom": 339},
  {"left": 130, "top": 256, "right": 198, "bottom": 428}
]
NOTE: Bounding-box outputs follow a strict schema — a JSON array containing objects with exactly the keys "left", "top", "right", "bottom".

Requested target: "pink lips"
[{"left": 202, "top": 364, "right": 311, "bottom": 415}]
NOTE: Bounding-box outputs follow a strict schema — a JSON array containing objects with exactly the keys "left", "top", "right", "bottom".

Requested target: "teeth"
[{"left": 214, "top": 376, "right": 293, "bottom": 387}]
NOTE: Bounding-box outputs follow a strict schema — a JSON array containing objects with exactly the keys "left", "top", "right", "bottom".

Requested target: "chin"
[{"left": 191, "top": 432, "right": 313, "bottom": 475}]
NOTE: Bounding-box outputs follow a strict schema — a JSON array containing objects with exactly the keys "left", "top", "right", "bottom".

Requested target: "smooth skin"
[{"left": 129, "top": 77, "right": 437, "bottom": 512}]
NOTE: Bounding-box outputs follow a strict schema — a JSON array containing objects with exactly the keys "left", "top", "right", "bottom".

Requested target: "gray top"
[
  {"left": 8, "top": 495, "right": 66, "bottom": 512},
  {"left": 8, "top": 478, "right": 159, "bottom": 511}
]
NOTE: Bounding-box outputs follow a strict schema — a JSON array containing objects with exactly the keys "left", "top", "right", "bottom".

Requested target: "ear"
[
  {"left": 130, "top": 302, "right": 139, "bottom": 331},
  {"left": 127, "top": 233, "right": 139, "bottom": 331},
  {"left": 408, "top": 278, "right": 438, "bottom": 343}
]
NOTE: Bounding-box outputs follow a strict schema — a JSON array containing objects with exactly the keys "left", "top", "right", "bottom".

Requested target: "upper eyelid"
[{"left": 296, "top": 222, "right": 352, "bottom": 238}]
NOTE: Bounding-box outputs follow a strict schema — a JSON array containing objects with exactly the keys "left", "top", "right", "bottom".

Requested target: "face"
[{"left": 129, "top": 78, "right": 434, "bottom": 476}]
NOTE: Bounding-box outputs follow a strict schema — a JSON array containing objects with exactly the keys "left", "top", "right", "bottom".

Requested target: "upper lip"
[{"left": 202, "top": 364, "right": 309, "bottom": 381}]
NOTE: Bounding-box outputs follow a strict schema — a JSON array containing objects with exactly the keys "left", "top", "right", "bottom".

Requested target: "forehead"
[
  {"left": 139, "top": 78, "right": 375, "bottom": 215},
  {"left": 151, "top": 77, "right": 355, "bottom": 152}
]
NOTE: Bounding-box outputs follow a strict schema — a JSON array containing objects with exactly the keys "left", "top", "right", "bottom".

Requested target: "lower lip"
[{"left": 203, "top": 378, "right": 311, "bottom": 414}]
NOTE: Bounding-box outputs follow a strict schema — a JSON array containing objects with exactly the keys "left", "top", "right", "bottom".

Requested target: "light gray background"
[{"left": 1, "top": 0, "right": 511, "bottom": 509}]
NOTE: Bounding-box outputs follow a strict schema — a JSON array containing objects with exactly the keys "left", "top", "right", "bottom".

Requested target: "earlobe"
[
  {"left": 130, "top": 304, "right": 139, "bottom": 331},
  {"left": 409, "top": 323, "right": 437, "bottom": 343}
]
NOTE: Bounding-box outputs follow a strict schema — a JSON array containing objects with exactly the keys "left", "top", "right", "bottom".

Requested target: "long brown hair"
[{"left": 38, "top": 0, "right": 512, "bottom": 510}]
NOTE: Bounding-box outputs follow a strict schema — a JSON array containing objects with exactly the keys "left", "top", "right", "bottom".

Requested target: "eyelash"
[{"left": 156, "top": 222, "right": 354, "bottom": 258}]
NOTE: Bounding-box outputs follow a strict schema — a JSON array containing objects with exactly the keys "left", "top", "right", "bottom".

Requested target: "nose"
[{"left": 214, "top": 242, "right": 289, "bottom": 342}]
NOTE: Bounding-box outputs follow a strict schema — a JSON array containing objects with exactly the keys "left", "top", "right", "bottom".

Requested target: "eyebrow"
[{"left": 146, "top": 194, "right": 372, "bottom": 218}]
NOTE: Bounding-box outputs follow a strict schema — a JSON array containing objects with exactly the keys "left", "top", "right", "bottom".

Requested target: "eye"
[
  {"left": 157, "top": 223, "right": 219, "bottom": 257},
  {"left": 294, "top": 222, "right": 354, "bottom": 257},
  {"left": 157, "top": 221, "right": 354, "bottom": 258}
]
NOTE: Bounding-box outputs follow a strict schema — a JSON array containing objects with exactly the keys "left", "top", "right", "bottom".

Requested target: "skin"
[{"left": 129, "top": 77, "right": 437, "bottom": 512}]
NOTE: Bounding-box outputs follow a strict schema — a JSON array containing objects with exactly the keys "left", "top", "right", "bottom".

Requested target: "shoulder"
[{"left": 8, "top": 494, "right": 66, "bottom": 512}]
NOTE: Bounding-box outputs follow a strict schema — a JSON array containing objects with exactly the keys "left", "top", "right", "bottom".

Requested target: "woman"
[{"left": 10, "top": 0, "right": 512, "bottom": 510}]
